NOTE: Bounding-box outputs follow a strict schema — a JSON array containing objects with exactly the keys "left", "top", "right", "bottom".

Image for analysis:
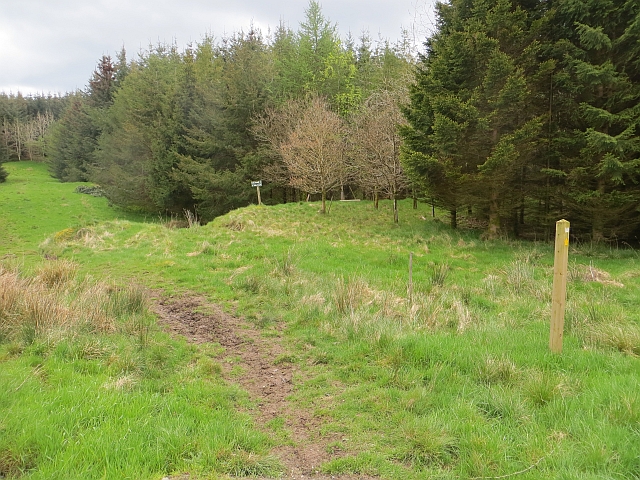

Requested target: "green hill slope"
[
  {"left": 1, "top": 161, "right": 639, "bottom": 479},
  {"left": 0, "top": 162, "right": 145, "bottom": 257}
]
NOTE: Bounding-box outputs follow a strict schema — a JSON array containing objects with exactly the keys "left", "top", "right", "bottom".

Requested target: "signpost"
[
  {"left": 550, "top": 219, "right": 570, "bottom": 353},
  {"left": 251, "top": 181, "right": 262, "bottom": 205}
]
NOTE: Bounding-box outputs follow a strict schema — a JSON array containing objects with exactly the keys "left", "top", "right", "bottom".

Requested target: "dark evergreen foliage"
[
  {"left": 546, "top": 0, "right": 640, "bottom": 240},
  {"left": 87, "top": 55, "right": 118, "bottom": 108},
  {"left": 47, "top": 94, "right": 98, "bottom": 181},
  {"left": 401, "top": 0, "right": 640, "bottom": 240},
  {"left": 0, "top": 143, "right": 8, "bottom": 182}
]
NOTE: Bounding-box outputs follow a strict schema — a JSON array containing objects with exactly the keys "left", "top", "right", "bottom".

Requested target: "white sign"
[{"left": 251, "top": 181, "right": 262, "bottom": 187}]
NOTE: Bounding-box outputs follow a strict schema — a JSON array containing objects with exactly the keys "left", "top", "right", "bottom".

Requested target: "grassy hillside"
[
  {"left": 1, "top": 161, "right": 639, "bottom": 479},
  {"left": 0, "top": 163, "right": 132, "bottom": 256}
]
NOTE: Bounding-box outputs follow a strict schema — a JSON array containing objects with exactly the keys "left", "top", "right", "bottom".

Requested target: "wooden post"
[
  {"left": 251, "top": 181, "right": 263, "bottom": 205},
  {"left": 550, "top": 219, "right": 570, "bottom": 353},
  {"left": 409, "top": 252, "right": 414, "bottom": 304}
]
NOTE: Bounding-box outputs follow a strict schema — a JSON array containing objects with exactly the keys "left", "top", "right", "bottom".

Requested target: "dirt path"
[{"left": 153, "top": 295, "right": 373, "bottom": 480}]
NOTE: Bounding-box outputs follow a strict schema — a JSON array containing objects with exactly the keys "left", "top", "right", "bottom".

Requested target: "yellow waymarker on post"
[{"left": 550, "top": 219, "right": 570, "bottom": 353}]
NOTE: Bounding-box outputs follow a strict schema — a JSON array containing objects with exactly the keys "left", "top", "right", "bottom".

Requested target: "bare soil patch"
[{"left": 153, "top": 295, "right": 374, "bottom": 480}]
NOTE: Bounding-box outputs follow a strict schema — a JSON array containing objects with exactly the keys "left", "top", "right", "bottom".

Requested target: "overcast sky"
[{"left": 0, "top": 0, "right": 436, "bottom": 96}]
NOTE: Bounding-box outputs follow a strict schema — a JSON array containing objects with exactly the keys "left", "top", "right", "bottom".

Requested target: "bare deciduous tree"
[
  {"left": 351, "top": 89, "right": 409, "bottom": 222},
  {"left": 1, "top": 111, "right": 54, "bottom": 161},
  {"left": 254, "top": 96, "right": 347, "bottom": 213}
]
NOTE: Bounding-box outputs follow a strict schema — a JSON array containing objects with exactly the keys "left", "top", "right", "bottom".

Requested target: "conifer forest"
[{"left": 1, "top": 0, "right": 639, "bottom": 241}]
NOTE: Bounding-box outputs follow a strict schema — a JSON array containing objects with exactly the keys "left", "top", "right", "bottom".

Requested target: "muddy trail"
[{"left": 153, "top": 295, "right": 375, "bottom": 480}]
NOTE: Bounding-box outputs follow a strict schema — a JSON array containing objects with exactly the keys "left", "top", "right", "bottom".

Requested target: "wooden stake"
[
  {"left": 409, "top": 252, "right": 414, "bottom": 304},
  {"left": 550, "top": 219, "right": 570, "bottom": 353}
]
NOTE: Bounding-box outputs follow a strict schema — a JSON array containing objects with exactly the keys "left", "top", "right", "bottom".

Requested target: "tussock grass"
[
  {"left": 585, "top": 323, "right": 640, "bottom": 356},
  {"left": 35, "top": 259, "right": 78, "bottom": 287},
  {"left": 333, "top": 276, "right": 370, "bottom": 315},
  {"left": 272, "top": 247, "right": 298, "bottom": 277},
  {"left": 399, "top": 417, "right": 459, "bottom": 468},
  {"left": 0, "top": 261, "right": 153, "bottom": 343},
  {"left": 218, "top": 451, "right": 283, "bottom": 477},
  {"left": 429, "top": 261, "right": 450, "bottom": 287},
  {"left": 477, "top": 355, "right": 518, "bottom": 386},
  {"left": 1, "top": 263, "right": 78, "bottom": 342}
]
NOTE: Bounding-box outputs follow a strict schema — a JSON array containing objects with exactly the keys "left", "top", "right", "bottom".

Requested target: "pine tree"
[
  {"left": 92, "top": 45, "right": 186, "bottom": 212},
  {"left": 400, "top": 0, "right": 487, "bottom": 229},
  {"left": 469, "top": 0, "right": 545, "bottom": 238},
  {"left": 47, "top": 93, "right": 98, "bottom": 181},
  {"left": 547, "top": 0, "right": 640, "bottom": 240},
  {"left": 87, "top": 55, "right": 118, "bottom": 108},
  {"left": 175, "top": 30, "right": 273, "bottom": 221},
  {"left": 401, "top": 0, "right": 547, "bottom": 235}
]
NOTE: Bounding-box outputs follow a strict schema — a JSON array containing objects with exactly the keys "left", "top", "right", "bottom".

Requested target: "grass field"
[{"left": 1, "top": 161, "right": 639, "bottom": 479}]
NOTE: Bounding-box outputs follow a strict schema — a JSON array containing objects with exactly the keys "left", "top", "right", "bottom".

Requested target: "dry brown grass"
[
  {"left": 0, "top": 266, "right": 72, "bottom": 340},
  {"left": 36, "top": 259, "right": 78, "bottom": 287},
  {"left": 333, "top": 276, "right": 370, "bottom": 315},
  {"left": 0, "top": 261, "right": 148, "bottom": 342},
  {"left": 568, "top": 263, "right": 624, "bottom": 287},
  {"left": 584, "top": 323, "right": 640, "bottom": 356}
]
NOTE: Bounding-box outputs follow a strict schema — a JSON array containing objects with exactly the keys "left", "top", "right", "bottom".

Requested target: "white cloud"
[{"left": 0, "top": 0, "right": 435, "bottom": 95}]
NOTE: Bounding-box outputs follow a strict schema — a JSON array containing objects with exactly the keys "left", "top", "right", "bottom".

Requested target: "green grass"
[
  {"left": 0, "top": 162, "right": 278, "bottom": 479},
  {"left": 0, "top": 162, "right": 148, "bottom": 260},
  {"left": 0, "top": 337, "right": 275, "bottom": 479},
  {"left": 1, "top": 161, "right": 639, "bottom": 479}
]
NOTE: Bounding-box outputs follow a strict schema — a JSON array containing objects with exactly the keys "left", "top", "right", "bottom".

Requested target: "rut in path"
[{"left": 153, "top": 295, "right": 375, "bottom": 480}]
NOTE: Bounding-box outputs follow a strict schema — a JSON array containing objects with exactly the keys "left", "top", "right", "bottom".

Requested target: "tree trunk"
[
  {"left": 450, "top": 208, "right": 457, "bottom": 229},
  {"left": 591, "top": 179, "right": 606, "bottom": 242},
  {"left": 321, "top": 189, "right": 326, "bottom": 214},
  {"left": 14, "top": 120, "right": 21, "bottom": 161},
  {"left": 487, "top": 191, "right": 500, "bottom": 239},
  {"left": 340, "top": 184, "right": 345, "bottom": 200},
  {"left": 393, "top": 196, "right": 399, "bottom": 223},
  {"left": 374, "top": 190, "right": 379, "bottom": 210}
]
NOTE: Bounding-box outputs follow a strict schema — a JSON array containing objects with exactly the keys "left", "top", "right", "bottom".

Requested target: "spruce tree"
[
  {"left": 547, "top": 0, "right": 640, "bottom": 240},
  {"left": 400, "top": 1, "right": 479, "bottom": 229},
  {"left": 88, "top": 55, "right": 118, "bottom": 108},
  {"left": 401, "top": 0, "right": 549, "bottom": 236},
  {"left": 47, "top": 94, "right": 98, "bottom": 181},
  {"left": 175, "top": 31, "right": 273, "bottom": 221}
]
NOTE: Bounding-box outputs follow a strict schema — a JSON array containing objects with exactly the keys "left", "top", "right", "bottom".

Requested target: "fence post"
[
  {"left": 550, "top": 219, "right": 570, "bottom": 353},
  {"left": 409, "top": 252, "right": 413, "bottom": 305}
]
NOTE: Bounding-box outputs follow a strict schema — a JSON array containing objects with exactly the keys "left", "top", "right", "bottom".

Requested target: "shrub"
[{"left": 0, "top": 163, "right": 8, "bottom": 183}]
